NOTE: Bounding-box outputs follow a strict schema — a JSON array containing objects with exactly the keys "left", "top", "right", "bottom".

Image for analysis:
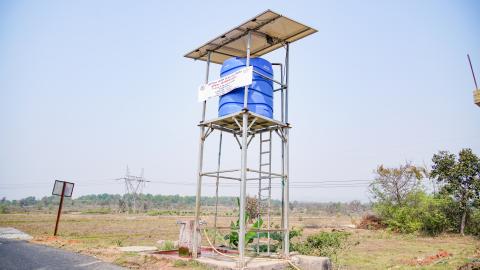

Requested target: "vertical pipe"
[
  {"left": 285, "top": 43, "right": 290, "bottom": 123},
  {"left": 283, "top": 43, "right": 290, "bottom": 257},
  {"left": 213, "top": 131, "right": 223, "bottom": 245},
  {"left": 54, "top": 182, "right": 66, "bottom": 236},
  {"left": 193, "top": 51, "right": 211, "bottom": 258},
  {"left": 267, "top": 130, "right": 272, "bottom": 255},
  {"left": 202, "top": 51, "right": 211, "bottom": 120},
  {"left": 280, "top": 134, "right": 285, "bottom": 245},
  {"left": 238, "top": 31, "right": 251, "bottom": 267},
  {"left": 275, "top": 62, "right": 284, "bottom": 255},
  {"left": 243, "top": 31, "right": 251, "bottom": 109},
  {"left": 280, "top": 65, "right": 285, "bottom": 123}
]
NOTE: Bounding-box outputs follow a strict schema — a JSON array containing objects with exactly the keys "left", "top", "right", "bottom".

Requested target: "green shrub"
[
  {"left": 466, "top": 208, "right": 480, "bottom": 236},
  {"left": 158, "top": 240, "right": 175, "bottom": 251},
  {"left": 113, "top": 239, "right": 124, "bottom": 247},
  {"left": 0, "top": 205, "right": 9, "bottom": 214},
  {"left": 267, "top": 227, "right": 302, "bottom": 252},
  {"left": 378, "top": 204, "right": 421, "bottom": 233},
  {"left": 418, "top": 195, "right": 452, "bottom": 235},
  {"left": 293, "top": 231, "right": 352, "bottom": 261},
  {"left": 374, "top": 192, "right": 452, "bottom": 235}
]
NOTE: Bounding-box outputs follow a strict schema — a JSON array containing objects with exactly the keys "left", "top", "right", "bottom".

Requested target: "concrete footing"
[
  {"left": 290, "top": 255, "right": 332, "bottom": 270},
  {"left": 195, "top": 254, "right": 331, "bottom": 270}
]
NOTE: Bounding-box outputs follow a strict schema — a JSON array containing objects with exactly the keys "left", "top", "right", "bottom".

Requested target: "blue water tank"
[{"left": 218, "top": 57, "right": 274, "bottom": 118}]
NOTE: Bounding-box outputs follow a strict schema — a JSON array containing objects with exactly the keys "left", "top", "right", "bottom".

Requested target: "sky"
[{"left": 0, "top": 0, "right": 479, "bottom": 202}]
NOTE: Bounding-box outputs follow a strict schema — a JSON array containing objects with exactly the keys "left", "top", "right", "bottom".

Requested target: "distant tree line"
[
  {"left": 0, "top": 194, "right": 238, "bottom": 214},
  {"left": 0, "top": 193, "right": 370, "bottom": 216}
]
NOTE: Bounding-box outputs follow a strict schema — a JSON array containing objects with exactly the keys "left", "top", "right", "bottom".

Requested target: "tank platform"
[
  {"left": 199, "top": 110, "right": 289, "bottom": 136},
  {"left": 474, "top": 89, "right": 480, "bottom": 107}
]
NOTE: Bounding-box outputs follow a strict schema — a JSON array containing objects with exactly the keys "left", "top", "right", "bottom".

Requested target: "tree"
[
  {"left": 370, "top": 162, "right": 427, "bottom": 205},
  {"left": 430, "top": 148, "right": 480, "bottom": 235}
]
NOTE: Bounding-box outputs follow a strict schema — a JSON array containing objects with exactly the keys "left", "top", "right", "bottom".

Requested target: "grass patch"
[
  {"left": 173, "top": 260, "right": 207, "bottom": 269},
  {"left": 81, "top": 208, "right": 111, "bottom": 214},
  {"left": 0, "top": 213, "right": 478, "bottom": 270},
  {"left": 157, "top": 240, "right": 175, "bottom": 251}
]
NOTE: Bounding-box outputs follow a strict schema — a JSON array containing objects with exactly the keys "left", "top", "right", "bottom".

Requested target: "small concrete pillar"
[
  {"left": 177, "top": 220, "right": 201, "bottom": 257},
  {"left": 290, "top": 255, "right": 332, "bottom": 270}
]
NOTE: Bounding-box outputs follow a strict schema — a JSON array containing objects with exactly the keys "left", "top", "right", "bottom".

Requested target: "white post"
[
  {"left": 193, "top": 51, "right": 211, "bottom": 258},
  {"left": 238, "top": 30, "right": 251, "bottom": 267},
  {"left": 283, "top": 43, "right": 290, "bottom": 258}
]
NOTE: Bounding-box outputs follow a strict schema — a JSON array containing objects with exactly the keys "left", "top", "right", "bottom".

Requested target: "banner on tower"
[{"left": 198, "top": 66, "right": 252, "bottom": 102}]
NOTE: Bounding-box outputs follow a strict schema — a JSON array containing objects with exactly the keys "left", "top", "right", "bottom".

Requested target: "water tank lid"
[{"left": 220, "top": 57, "right": 273, "bottom": 77}]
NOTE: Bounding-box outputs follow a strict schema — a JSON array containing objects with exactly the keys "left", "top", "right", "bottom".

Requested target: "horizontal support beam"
[
  {"left": 202, "top": 174, "right": 241, "bottom": 181},
  {"left": 274, "top": 86, "right": 287, "bottom": 92},
  {"left": 247, "top": 229, "right": 286, "bottom": 232},
  {"left": 204, "top": 227, "right": 285, "bottom": 233},
  {"left": 201, "top": 169, "right": 240, "bottom": 175},
  {"left": 246, "top": 177, "right": 283, "bottom": 181},
  {"left": 208, "top": 124, "right": 240, "bottom": 135},
  {"left": 252, "top": 70, "right": 285, "bottom": 87},
  {"left": 247, "top": 168, "right": 284, "bottom": 177}
]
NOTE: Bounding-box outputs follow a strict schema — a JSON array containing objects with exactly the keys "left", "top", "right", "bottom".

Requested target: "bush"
[
  {"left": 374, "top": 201, "right": 421, "bottom": 233},
  {"left": 293, "top": 231, "right": 352, "bottom": 261},
  {"left": 0, "top": 205, "right": 9, "bottom": 214},
  {"left": 466, "top": 208, "right": 480, "bottom": 236},
  {"left": 373, "top": 192, "right": 452, "bottom": 235},
  {"left": 157, "top": 240, "right": 175, "bottom": 251},
  {"left": 418, "top": 195, "right": 452, "bottom": 235}
]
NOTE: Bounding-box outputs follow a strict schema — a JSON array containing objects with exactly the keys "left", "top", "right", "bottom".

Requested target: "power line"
[{"left": 0, "top": 177, "right": 373, "bottom": 190}]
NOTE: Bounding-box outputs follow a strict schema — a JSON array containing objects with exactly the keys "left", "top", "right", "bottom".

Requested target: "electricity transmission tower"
[{"left": 116, "top": 166, "right": 149, "bottom": 213}]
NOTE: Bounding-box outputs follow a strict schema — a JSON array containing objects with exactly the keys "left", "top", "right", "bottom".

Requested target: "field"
[{"left": 0, "top": 213, "right": 479, "bottom": 269}]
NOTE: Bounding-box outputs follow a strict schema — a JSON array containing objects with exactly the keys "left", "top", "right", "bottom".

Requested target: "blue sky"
[{"left": 0, "top": 0, "right": 479, "bottom": 201}]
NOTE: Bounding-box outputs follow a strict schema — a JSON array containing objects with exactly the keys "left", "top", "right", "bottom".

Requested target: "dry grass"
[{"left": 1, "top": 213, "right": 479, "bottom": 269}]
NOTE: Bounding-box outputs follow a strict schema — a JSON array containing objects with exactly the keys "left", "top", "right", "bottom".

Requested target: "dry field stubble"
[{"left": 0, "top": 213, "right": 479, "bottom": 269}]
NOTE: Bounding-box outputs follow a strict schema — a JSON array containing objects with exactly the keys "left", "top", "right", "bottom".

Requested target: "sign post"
[{"left": 52, "top": 180, "right": 74, "bottom": 236}]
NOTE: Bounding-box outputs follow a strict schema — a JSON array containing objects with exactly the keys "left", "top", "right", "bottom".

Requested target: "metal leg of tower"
[
  {"left": 267, "top": 130, "right": 272, "bottom": 255},
  {"left": 238, "top": 30, "right": 251, "bottom": 268},
  {"left": 283, "top": 42, "right": 290, "bottom": 258},
  {"left": 213, "top": 131, "right": 222, "bottom": 246},
  {"left": 239, "top": 111, "right": 249, "bottom": 267},
  {"left": 193, "top": 126, "right": 205, "bottom": 258},
  {"left": 193, "top": 51, "right": 211, "bottom": 259},
  {"left": 283, "top": 128, "right": 290, "bottom": 257}
]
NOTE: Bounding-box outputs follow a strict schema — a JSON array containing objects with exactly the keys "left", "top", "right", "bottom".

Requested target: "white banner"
[{"left": 198, "top": 66, "right": 253, "bottom": 102}]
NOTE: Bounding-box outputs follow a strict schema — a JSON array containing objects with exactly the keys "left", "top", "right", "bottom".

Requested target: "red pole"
[{"left": 54, "top": 182, "right": 66, "bottom": 236}]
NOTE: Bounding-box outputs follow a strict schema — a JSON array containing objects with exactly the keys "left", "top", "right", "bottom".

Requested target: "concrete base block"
[
  {"left": 195, "top": 257, "right": 288, "bottom": 270},
  {"left": 290, "top": 255, "right": 332, "bottom": 270},
  {"left": 194, "top": 254, "right": 331, "bottom": 270}
]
